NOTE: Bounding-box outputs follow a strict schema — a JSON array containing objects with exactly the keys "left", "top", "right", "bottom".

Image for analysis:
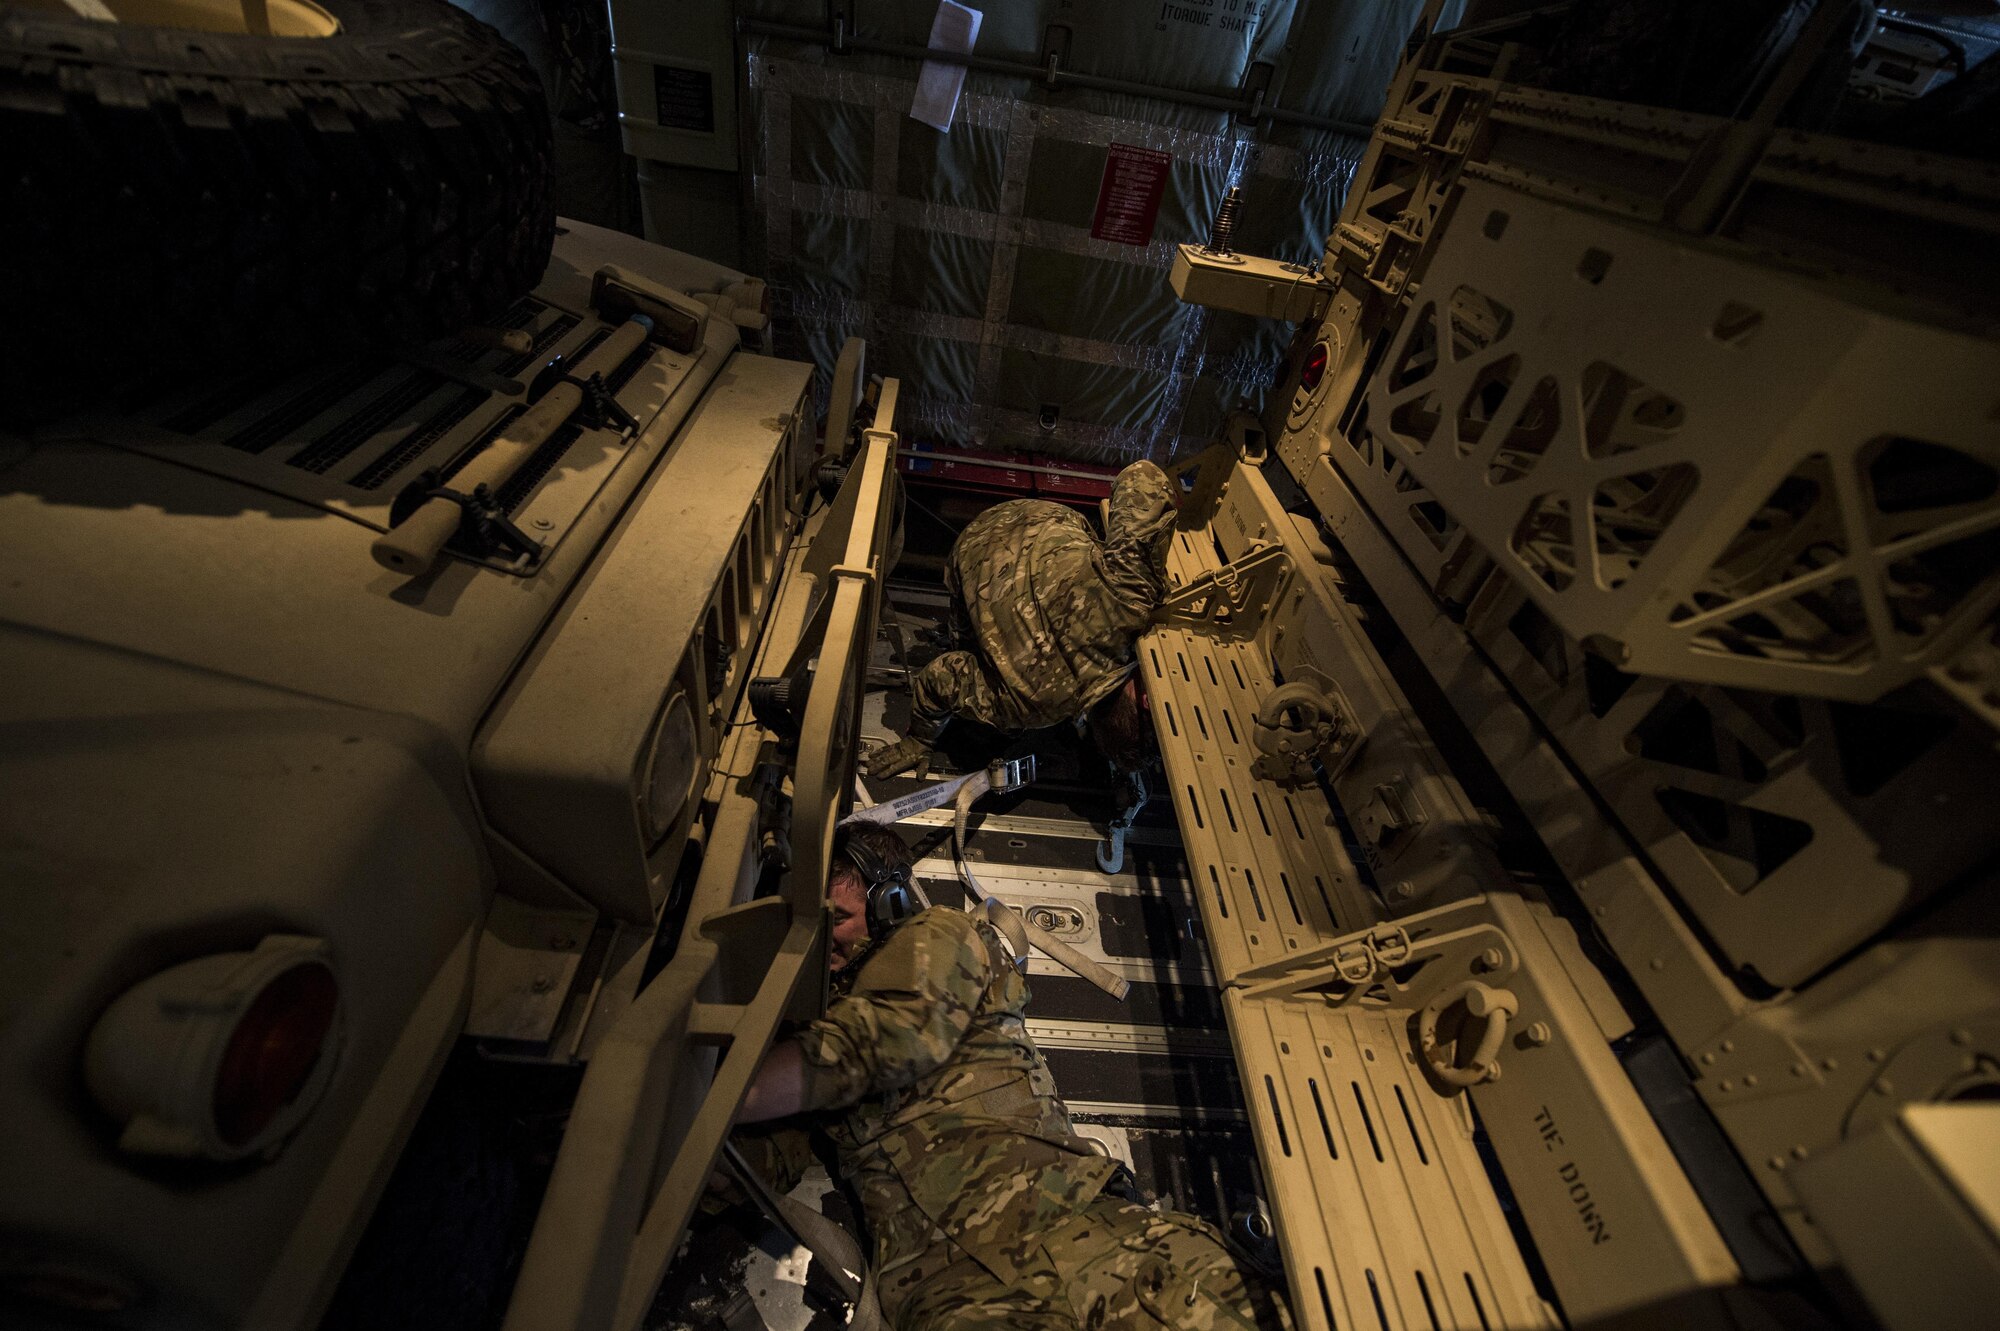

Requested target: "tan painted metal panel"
[{"left": 1230, "top": 995, "right": 1555, "bottom": 1331}]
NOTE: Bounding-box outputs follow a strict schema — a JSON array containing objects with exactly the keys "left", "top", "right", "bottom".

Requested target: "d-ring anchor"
[{"left": 1418, "top": 981, "right": 1519, "bottom": 1089}]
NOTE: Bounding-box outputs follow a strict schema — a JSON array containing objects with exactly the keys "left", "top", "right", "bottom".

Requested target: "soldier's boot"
[{"left": 863, "top": 715, "right": 946, "bottom": 780}]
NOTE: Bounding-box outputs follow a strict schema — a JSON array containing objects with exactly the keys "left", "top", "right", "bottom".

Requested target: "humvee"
[
  {"left": 4, "top": 2, "right": 1997, "bottom": 1330},
  {"left": 0, "top": 218, "right": 832, "bottom": 1327}
]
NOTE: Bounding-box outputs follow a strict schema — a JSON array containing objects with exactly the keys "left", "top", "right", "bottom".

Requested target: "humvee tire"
[{"left": 0, "top": 0, "right": 554, "bottom": 412}]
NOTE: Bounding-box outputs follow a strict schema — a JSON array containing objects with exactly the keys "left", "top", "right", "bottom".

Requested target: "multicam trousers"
[
  {"left": 906, "top": 560, "right": 1013, "bottom": 735},
  {"left": 907, "top": 648, "right": 1011, "bottom": 735},
  {"left": 881, "top": 1194, "right": 1286, "bottom": 1331}
]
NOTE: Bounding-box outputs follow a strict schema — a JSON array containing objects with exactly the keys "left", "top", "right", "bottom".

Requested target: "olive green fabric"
[
  {"left": 908, "top": 460, "right": 1176, "bottom": 733},
  {"left": 764, "top": 905, "right": 1278, "bottom": 1328}
]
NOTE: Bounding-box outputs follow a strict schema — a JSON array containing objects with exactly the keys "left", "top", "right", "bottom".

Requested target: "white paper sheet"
[{"left": 909, "top": 1, "right": 982, "bottom": 133}]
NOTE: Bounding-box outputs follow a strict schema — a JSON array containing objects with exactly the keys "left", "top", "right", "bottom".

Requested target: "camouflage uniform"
[
  {"left": 909, "top": 460, "right": 1178, "bottom": 736},
  {"left": 748, "top": 907, "right": 1281, "bottom": 1330}
]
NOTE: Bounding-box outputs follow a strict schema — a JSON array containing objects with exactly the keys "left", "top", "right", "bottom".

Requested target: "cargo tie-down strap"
[{"left": 844, "top": 758, "right": 1131, "bottom": 1001}]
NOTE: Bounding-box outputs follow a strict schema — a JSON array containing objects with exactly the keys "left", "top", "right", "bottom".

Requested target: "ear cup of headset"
[
  {"left": 867, "top": 878, "right": 917, "bottom": 937},
  {"left": 839, "top": 834, "right": 918, "bottom": 940}
]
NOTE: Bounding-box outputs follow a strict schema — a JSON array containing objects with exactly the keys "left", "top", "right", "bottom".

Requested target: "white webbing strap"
[
  {"left": 952, "top": 785, "right": 1131, "bottom": 1003},
  {"left": 839, "top": 755, "right": 1033, "bottom": 828},
  {"left": 841, "top": 758, "right": 1129, "bottom": 1001}
]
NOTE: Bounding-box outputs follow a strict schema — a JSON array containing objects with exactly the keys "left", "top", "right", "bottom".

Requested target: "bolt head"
[
  {"left": 531, "top": 975, "right": 553, "bottom": 994},
  {"left": 1523, "top": 1021, "right": 1552, "bottom": 1047}
]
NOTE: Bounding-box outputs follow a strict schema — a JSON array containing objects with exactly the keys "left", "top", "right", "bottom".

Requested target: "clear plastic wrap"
[{"left": 740, "top": 0, "right": 1434, "bottom": 462}]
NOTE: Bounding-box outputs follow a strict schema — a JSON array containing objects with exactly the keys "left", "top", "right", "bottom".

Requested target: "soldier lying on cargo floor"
[
  {"left": 862, "top": 460, "right": 1179, "bottom": 781},
  {"left": 725, "top": 824, "right": 1286, "bottom": 1330}
]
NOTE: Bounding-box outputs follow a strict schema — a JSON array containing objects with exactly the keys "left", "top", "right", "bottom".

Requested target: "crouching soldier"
[
  {"left": 863, "top": 460, "right": 1178, "bottom": 780},
  {"left": 731, "top": 824, "right": 1286, "bottom": 1330}
]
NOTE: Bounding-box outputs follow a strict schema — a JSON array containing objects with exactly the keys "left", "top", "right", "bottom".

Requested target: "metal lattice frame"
[
  {"left": 1364, "top": 177, "right": 2000, "bottom": 702},
  {"left": 1261, "top": 17, "right": 2000, "bottom": 1319},
  {"left": 1143, "top": 452, "right": 1742, "bottom": 1328}
]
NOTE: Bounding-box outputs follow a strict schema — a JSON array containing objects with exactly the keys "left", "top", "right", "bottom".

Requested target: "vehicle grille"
[
  {"left": 223, "top": 359, "right": 391, "bottom": 455},
  {"left": 349, "top": 389, "right": 486, "bottom": 492},
  {"left": 288, "top": 370, "right": 446, "bottom": 475}
]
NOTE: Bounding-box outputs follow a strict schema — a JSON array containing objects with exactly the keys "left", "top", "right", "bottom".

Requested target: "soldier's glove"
[{"left": 862, "top": 735, "right": 932, "bottom": 780}]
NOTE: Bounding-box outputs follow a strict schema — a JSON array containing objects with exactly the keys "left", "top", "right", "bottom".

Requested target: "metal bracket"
[
  {"left": 1170, "top": 245, "right": 1332, "bottom": 322},
  {"left": 1239, "top": 61, "right": 1276, "bottom": 122},
  {"left": 700, "top": 897, "right": 792, "bottom": 1007},
  {"left": 1353, "top": 774, "right": 1426, "bottom": 867},
  {"left": 1330, "top": 922, "right": 1415, "bottom": 985},
  {"left": 1041, "top": 23, "right": 1071, "bottom": 88},
  {"left": 1250, "top": 678, "right": 1358, "bottom": 786},
  {"left": 527, "top": 347, "right": 639, "bottom": 435},
  {"left": 388, "top": 469, "right": 543, "bottom": 566},
  {"left": 1156, "top": 543, "right": 1292, "bottom": 639},
  {"left": 465, "top": 897, "right": 597, "bottom": 1047},
  {"left": 1235, "top": 896, "right": 1513, "bottom": 1007},
  {"left": 1421, "top": 80, "right": 1489, "bottom": 153}
]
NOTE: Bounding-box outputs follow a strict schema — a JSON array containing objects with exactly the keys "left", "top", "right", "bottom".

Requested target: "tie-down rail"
[{"left": 1140, "top": 448, "right": 1737, "bottom": 1328}]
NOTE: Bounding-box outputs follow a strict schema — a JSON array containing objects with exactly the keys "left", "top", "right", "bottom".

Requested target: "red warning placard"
[{"left": 1090, "top": 142, "right": 1172, "bottom": 247}]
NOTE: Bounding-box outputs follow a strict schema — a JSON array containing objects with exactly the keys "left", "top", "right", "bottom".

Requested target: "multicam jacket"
[
  {"left": 909, "top": 460, "right": 1178, "bottom": 734},
  {"left": 794, "top": 907, "right": 1124, "bottom": 1291}
]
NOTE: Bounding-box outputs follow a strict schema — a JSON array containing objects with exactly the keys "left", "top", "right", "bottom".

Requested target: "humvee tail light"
[
  {"left": 643, "top": 691, "right": 700, "bottom": 844},
  {"left": 84, "top": 936, "right": 342, "bottom": 1162},
  {"left": 213, "top": 961, "right": 339, "bottom": 1147}
]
